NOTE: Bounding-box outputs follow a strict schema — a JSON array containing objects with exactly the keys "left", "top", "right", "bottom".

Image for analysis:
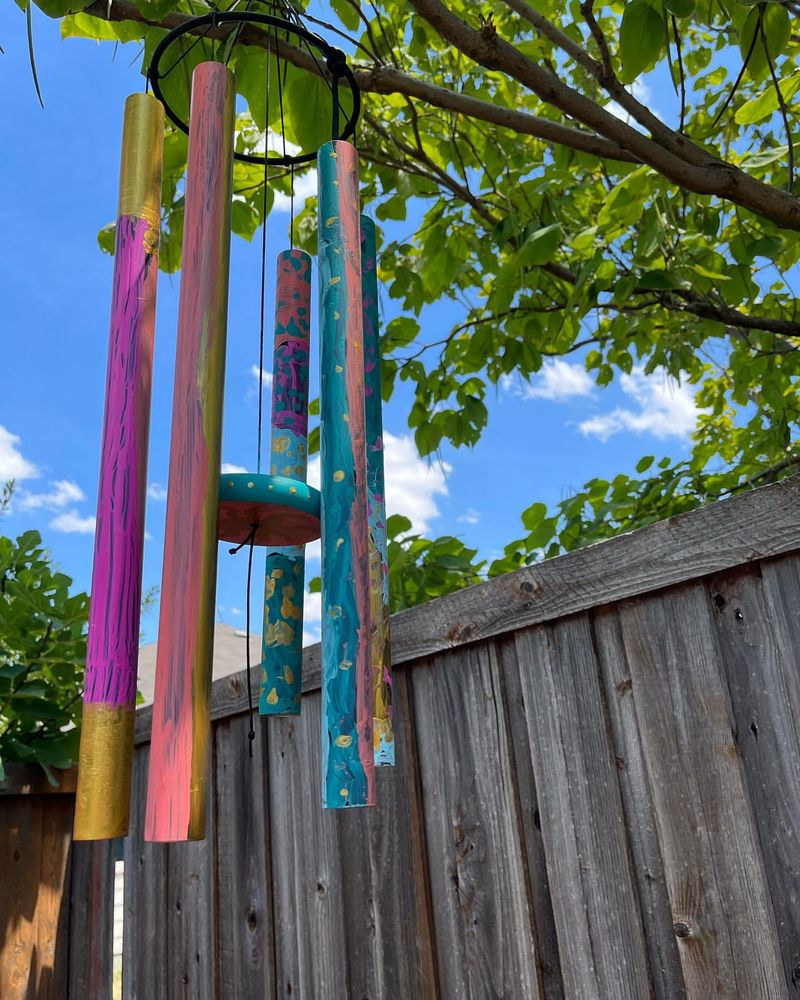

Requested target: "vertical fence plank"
[
  {"left": 411, "top": 644, "right": 540, "bottom": 999},
  {"left": 214, "top": 713, "right": 275, "bottom": 999},
  {"left": 68, "top": 840, "right": 115, "bottom": 999},
  {"left": 592, "top": 608, "right": 687, "bottom": 1000},
  {"left": 268, "top": 693, "right": 349, "bottom": 998},
  {"left": 123, "top": 744, "right": 168, "bottom": 1000},
  {"left": 515, "top": 616, "right": 653, "bottom": 1000},
  {"left": 337, "top": 667, "right": 438, "bottom": 999},
  {"left": 165, "top": 759, "right": 218, "bottom": 1000},
  {"left": 495, "top": 634, "right": 564, "bottom": 1000},
  {"left": 37, "top": 797, "right": 73, "bottom": 999},
  {"left": 0, "top": 796, "right": 43, "bottom": 1000},
  {"left": 619, "top": 584, "right": 787, "bottom": 999},
  {"left": 710, "top": 560, "right": 800, "bottom": 994}
]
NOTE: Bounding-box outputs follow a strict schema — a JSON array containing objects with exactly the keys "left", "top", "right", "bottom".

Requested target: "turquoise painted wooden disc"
[{"left": 217, "top": 473, "right": 321, "bottom": 546}]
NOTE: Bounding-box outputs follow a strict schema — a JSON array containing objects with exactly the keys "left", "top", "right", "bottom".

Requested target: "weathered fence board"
[
  {"left": 618, "top": 585, "right": 788, "bottom": 999},
  {"left": 516, "top": 617, "right": 653, "bottom": 1000},
  {"left": 6, "top": 479, "right": 800, "bottom": 999}
]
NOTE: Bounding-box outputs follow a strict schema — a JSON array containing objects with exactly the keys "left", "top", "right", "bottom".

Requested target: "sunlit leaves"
[{"left": 619, "top": 0, "right": 666, "bottom": 83}]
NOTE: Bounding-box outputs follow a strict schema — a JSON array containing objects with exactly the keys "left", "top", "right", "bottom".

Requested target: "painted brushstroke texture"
[
  {"left": 74, "top": 91, "right": 163, "bottom": 842},
  {"left": 261, "top": 249, "right": 312, "bottom": 716},
  {"left": 84, "top": 214, "right": 157, "bottom": 708},
  {"left": 318, "top": 141, "right": 375, "bottom": 808},
  {"left": 360, "top": 215, "right": 394, "bottom": 767},
  {"left": 145, "top": 63, "right": 234, "bottom": 843}
]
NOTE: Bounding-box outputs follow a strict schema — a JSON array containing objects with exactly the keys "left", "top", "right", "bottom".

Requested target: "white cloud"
[
  {"left": 521, "top": 359, "right": 594, "bottom": 401},
  {"left": 18, "top": 479, "right": 84, "bottom": 511},
  {"left": 0, "top": 426, "right": 39, "bottom": 481},
  {"left": 458, "top": 507, "right": 480, "bottom": 525},
  {"left": 307, "top": 431, "right": 448, "bottom": 535},
  {"left": 605, "top": 80, "right": 662, "bottom": 125},
  {"left": 50, "top": 510, "right": 96, "bottom": 535},
  {"left": 579, "top": 367, "right": 699, "bottom": 442},
  {"left": 302, "top": 588, "right": 322, "bottom": 647},
  {"left": 221, "top": 463, "right": 248, "bottom": 475},
  {"left": 147, "top": 483, "right": 168, "bottom": 502},
  {"left": 251, "top": 363, "right": 274, "bottom": 389},
  {"left": 273, "top": 168, "right": 318, "bottom": 215}
]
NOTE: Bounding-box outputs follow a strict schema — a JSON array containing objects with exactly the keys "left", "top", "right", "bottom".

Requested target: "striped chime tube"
[
  {"left": 260, "top": 249, "right": 312, "bottom": 715},
  {"left": 74, "top": 92, "right": 164, "bottom": 841},
  {"left": 360, "top": 216, "right": 394, "bottom": 767},
  {"left": 145, "top": 62, "right": 235, "bottom": 842},
  {"left": 317, "top": 140, "right": 375, "bottom": 808}
]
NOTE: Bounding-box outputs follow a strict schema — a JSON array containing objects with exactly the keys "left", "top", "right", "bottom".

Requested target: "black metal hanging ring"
[{"left": 147, "top": 12, "right": 361, "bottom": 167}]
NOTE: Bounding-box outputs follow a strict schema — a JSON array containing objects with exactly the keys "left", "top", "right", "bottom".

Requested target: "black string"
[
  {"left": 256, "top": 26, "right": 272, "bottom": 475},
  {"left": 244, "top": 527, "right": 258, "bottom": 754},
  {"left": 228, "top": 523, "right": 259, "bottom": 754},
  {"left": 290, "top": 162, "right": 295, "bottom": 249}
]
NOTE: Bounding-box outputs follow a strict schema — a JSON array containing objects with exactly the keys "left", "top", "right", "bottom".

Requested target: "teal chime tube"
[
  {"left": 260, "top": 249, "right": 313, "bottom": 716},
  {"left": 361, "top": 216, "right": 394, "bottom": 767},
  {"left": 317, "top": 140, "right": 375, "bottom": 808}
]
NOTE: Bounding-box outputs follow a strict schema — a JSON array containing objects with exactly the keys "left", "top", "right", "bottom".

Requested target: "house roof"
[{"left": 136, "top": 623, "right": 262, "bottom": 706}]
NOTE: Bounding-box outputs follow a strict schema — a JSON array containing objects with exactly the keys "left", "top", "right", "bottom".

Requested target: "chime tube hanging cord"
[
  {"left": 360, "top": 216, "right": 394, "bottom": 768},
  {"left": 318, "top": 140, "right": 375, "bottom": 808},
  {"left": 74, "top": 93, "right": 164, "bottom": 842},
  {"left": 260, "top": 249, "right": 312, "bottom": 716},
  {"left": 145, "top": 62, "right": 235, "bottom": 843}
]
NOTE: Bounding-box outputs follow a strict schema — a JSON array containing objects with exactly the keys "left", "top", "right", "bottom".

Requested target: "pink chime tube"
[
  {"left": 145, "top": 63, "right": 235, "bottom": 842},
  {"left": 74, "top": 93, "right": 164, "bottom": 841}
]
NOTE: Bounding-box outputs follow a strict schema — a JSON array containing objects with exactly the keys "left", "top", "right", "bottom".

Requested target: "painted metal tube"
[
  {"left": 260, "top": 249, "right": 312, "bottom": 716},
  {"left": 145, "top": 62, "right": 235, "bottom": 842},
  {"left": 74, "top": 93, "right": 164, "bottom": 841},
  {"left": 317, "top": 140, "right": 375, "bottom": 808},
  {"left": 360, "top": 216, "right": 394, "bottom": 767}
]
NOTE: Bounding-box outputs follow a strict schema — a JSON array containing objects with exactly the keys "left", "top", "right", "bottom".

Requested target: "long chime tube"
[
  {"left": 145, "top": 62, "right": 235, "bottom": 842},
  {"left": 360, "top": 216, "right": 394, "bottom": 767},
  {"left": 317, "top": 140, "right": 375, "bottom": 808},
  {"left": 260, "top": 249, "right": 312, "bottom": 715},
  {"left": 74, "top": 93, "right": 164, "bottom": 841}
]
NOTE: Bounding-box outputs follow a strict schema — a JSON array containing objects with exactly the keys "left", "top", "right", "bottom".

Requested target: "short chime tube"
[
  {"left": 317, "top": 140, "right": 375, "bottom": 808},
  {"left": 260, "top": 249, "right": 312, "bottom": 716},
  {"left": 74, "top": 93, "right": 164, "bottom": 841},
  {"left": 360, "top": 216, "right": 394, "bottom": 767},
  {"left": 145, "top": 62, "right": 235, "bottom": 842}
]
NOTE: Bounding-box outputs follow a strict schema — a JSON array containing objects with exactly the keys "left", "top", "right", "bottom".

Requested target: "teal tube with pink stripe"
[{"left": 317, "top": 140, "right": 375, "bottom": 808}]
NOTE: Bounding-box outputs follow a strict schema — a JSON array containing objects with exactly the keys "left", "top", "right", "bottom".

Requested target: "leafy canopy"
[{"left": 21, "top": 0, "right": 800, "bottom": 601}]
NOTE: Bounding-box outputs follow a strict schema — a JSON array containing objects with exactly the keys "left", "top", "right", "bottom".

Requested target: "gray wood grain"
[
  {"left": 134, "top": 476, "right": 800, "bottom": 741},
  {"left": 336, "top": 666, "right": 439, "bottom": 1000},
  {"left": 515, "top": 616, "right": 653, "bottom": 1000},
  {"left": 122, "top": 743, "right": 168, "bottom": 1000},
  {"left": 619, "top": 584, "right": 788, "bottom": 999},
  {"left": 68, "top": 839, "right": 115, "bottom": 999},
  {"left": 592, "top": 608, "right": 687, "bottom": 1000},
  {"left": 711, "top": 560, "right": 800, "bottom": 994},
  {"left": 411, "top": 643, "right": 540, "bottom": 999},
  {"left": 214, "top": 713, "right": 275, "bottom": 999},
  {"left": 267, "top": 693, "right": 349, "bottom": 999},
  {"left": 494, "top": 634, "right": 564, "bottom": 1000},
  {"left": 165, "top": 763, "right": 218, "bottom": 1000}
]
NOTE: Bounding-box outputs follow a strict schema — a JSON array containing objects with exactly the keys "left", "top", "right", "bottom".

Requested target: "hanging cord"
[
  {"left": 256, "top": 26, "right": 273, "bottom": 475},
  {"left": 228, "top": 523, "right": 259, "bottom": 754},
  {"left": 290, "top": 162, "right": 295, "bottom": 249}
]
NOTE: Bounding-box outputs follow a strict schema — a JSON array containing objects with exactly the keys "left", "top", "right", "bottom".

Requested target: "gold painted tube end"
[
  {"left": 73, "top": 704, "right": 135, "bottom": 841},
  {"left": 119, "top": 92, "right": 164, "bottom": 227}
]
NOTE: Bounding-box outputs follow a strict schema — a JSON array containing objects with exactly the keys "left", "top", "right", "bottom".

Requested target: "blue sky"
[{"left": 0, "top": 5, "right": 695, "bottom": 643}]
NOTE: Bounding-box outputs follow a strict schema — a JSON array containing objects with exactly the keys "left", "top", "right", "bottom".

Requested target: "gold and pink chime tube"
[
  {"left": 74, "top": 93, "right": 164, "bottom": 841},
  {"left": 145, "top": 63, "right": 235, "bottom": 842}
]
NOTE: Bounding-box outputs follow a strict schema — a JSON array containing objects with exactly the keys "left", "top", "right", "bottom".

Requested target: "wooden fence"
[{"left": 5, "top": 475, "right": 800, "bottom": 998}]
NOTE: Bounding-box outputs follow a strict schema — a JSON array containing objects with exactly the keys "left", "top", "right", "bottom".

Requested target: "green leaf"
[
  {"left": 519, "top": 224, "right": 562, "bottom": 266},
  {"left": 61, "top": 12, "right": 144, "bottom": 42},
  {"left": 331, "top": 0, "right": 361, "bottom": 31},
  {"left": 739, "top": 5, "right": 790, "bottom": 81},
  {"left": 735, "top": 73, "right": 800, "bottom": 125},
  {"left": 664, "top": 0, "right": 694, "bottom": 16},
  {"left": 385, "top": 316, "right": 420, "bottom": 347},
  {"left": 638, "top": 269, "right": 682, "bottom": 289},
  {"left": 619, "top": 0, "right": 666, "bottom": 84}
]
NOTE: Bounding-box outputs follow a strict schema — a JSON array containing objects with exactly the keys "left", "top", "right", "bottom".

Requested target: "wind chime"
[{"left": 73, "top": 2, "right": 394, "bottom": 843}]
